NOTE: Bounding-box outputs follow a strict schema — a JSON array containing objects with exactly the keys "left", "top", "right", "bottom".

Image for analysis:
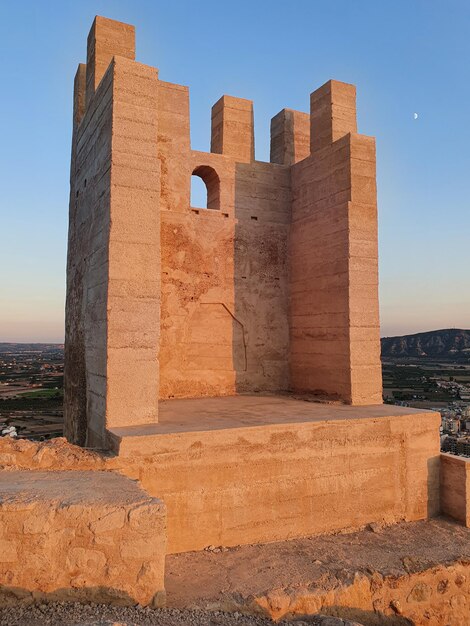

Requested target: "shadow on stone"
[{"left": 0, "top": 584, "right": 165, "bottom": 609}]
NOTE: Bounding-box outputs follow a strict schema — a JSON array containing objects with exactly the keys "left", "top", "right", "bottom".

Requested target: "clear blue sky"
[{"left": 0, "top": 0, "right": 469, "bottom": 342}]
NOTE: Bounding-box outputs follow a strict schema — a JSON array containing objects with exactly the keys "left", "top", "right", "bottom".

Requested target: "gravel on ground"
[{"left": 0, "top": 603, "right": 362, "bottom": 626}]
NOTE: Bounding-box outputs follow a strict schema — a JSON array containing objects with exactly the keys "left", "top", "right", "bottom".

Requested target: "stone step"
[{"left": 0, "top": 470, "right": 166, "bottom": 607}]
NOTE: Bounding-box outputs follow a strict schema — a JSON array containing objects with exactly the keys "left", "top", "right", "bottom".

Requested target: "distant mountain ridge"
[{"left": 381, "top": 329, "right": 470, "bottom": 359}]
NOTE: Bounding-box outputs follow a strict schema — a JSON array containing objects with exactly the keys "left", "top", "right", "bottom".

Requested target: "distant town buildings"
[
  {"left": 0, "top": 345, "right": 64, "bottom": 440},
  {"left": 383, "top": 358, "right": 470, "bottom": 458},
  {"left": 437, "top": 404, "right": 470, "bottom": 458}
]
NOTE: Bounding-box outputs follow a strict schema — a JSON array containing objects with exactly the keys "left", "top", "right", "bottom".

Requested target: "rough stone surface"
[
  {"left": 0, "top": 437, "right": 106, "bottom": 471},
  {"left": 165, "top": 517, "right": 470, "bottom": 625},
  {"left": 0, "top": 471, "right": 166, "bottom": 607}
]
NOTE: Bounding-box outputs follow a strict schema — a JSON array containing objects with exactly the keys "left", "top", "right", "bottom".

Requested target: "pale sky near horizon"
[{"left": 0, "top": 0, "right": 469, "bottom": 343}]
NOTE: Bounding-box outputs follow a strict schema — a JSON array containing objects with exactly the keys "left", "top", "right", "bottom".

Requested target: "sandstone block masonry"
[{"left": 65, "top": 16, "right": 382, "bottom": 447}]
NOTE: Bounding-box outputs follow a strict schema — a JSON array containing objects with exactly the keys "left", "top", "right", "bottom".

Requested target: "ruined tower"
[
  {"left": 65, "top": 16, "right": 382, "bottom": 448},
  {"left": 45, "top": 12, "right": 445, "bottom": 560}
]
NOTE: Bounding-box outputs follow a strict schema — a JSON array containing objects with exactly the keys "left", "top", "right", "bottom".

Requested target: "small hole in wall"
[
  {"left": 242, "top": 276, "right": 247, "bottom": 279},
  {"left": 251, "top": 216, "right": 258, "bottom": 221},
  {"left": 274, "top": 277, "right": 280, "bottom": 281},
  {"left": 223, "top": 213, "right": 229, "bottom": 218},
  {"left": 192, "top": 209, "right": 199, "bottom": 215},
  {"left": 76, "top": 190, "right": 79, "bottom": 198},
  {"left": 84, "top": 179, "right": 87, "bottom": 188}
]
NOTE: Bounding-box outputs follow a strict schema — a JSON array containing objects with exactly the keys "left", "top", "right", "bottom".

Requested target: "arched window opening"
[{"left": 191, "top": 165, "right": 220, "bottom": 210}]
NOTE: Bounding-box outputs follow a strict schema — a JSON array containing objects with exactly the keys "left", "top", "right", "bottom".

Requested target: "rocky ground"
[{"left": 0, "top": 604, "right": 361, "bottom": 626}]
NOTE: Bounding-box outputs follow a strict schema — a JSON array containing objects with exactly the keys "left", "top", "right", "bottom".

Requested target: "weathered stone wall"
[
  {"left": 160, "top": 146, "right": 291, "bottom": 397},
  {"left": 132, "top": 409, "right": 440, "bottom": 553},
  {"left": 156, "top": 83, "right": 291, "bottom": 398},
  {"left": 441, "top": 452, "right": 470, "bottom": 527},
  {"left": 0, "top": 470, "right": 166, "bottom": 607},
  {"left": 65, "top": 59, "right": 114, "bottom": 446}
]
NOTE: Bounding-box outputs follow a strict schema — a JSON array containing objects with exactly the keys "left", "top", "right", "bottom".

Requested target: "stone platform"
[
  {"left": 165, "top": 517, "right": 470, "bottom": 625},
  {"left": 0, "top": 470, "right": 166, "bottom": 607},
  {"left": 109, "top": 395, "right": 437, "bottom": 452},
  {"left": 107, "top": 395, "right": 441, "bottom": 553}
]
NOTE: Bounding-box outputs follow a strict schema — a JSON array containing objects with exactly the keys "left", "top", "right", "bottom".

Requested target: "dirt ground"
[{"left": 166, "top": 517, "right": 470, "bottom": 608}]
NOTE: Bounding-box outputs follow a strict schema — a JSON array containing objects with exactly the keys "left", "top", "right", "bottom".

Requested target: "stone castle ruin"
[
  {"left": 62, "top": 9, "right": 440, "bottom": 556},
  {"left": 65, "top": 16, "right": 383, "bottom": 449},
  {"left": 1, "top": 15, "right": 469, "bottom": 623}
]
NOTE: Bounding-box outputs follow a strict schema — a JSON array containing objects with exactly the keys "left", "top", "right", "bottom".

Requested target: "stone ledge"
[
  {"left": 165, "top": 517, "right": 470, "bottom": 625},
  {"left": 107, "top": 395, "right": 440, "bottom": 457},
  {"left": 0, "top": 470, "right": 166, "bottom": 607}
]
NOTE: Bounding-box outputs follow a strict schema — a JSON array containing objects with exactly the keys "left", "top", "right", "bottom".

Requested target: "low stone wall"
[
  {"left": 0, "top": 470, "right": 166, "bottom": 607},
  {"left": 441, "top": 452, "right": 470, "bottom": 527},
  {"left": 0, "top": 437, "right": 105, "bottom": 471}
]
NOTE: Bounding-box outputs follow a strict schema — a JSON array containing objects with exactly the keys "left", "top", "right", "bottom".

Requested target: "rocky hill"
[{"left": 381, "top": 328, "right": 470, "bottom": 359}]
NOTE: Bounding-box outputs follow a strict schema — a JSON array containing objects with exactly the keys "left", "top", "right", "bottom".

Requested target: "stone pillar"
[
  {"left": 105, "top": 57, "right": 161, "bottom": 432},
  {"left": 157, "top": 81, "right": 191, "bottom": 213},
  {"left": 289, "top": 80, "right": 382, "bottom": 405},
  {"left": 270, "top": 108, "right": 310, "bottom": 165},
  {"left": 66, "top": 17, "right": 161, "bottom": 448},
  {"left": 211, "top": 95, "right": 254, "bottom": 162},
  {"left": 310, "top": 80, "right": 357, "bottom": 153},
  {"left": 86, "top": 16, "right": 135, "bottom": 106},
  {"left": 64, "top": 63, "right": 88, "bottom": 446},
  {"left": 347, "top": 133, "right": 382, "bottom": 404}
]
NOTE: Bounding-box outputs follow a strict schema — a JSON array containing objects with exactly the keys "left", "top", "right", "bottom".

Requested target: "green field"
[
  {"left": 18, "top": 388, "right": 63, "bottom": 399},
  {"left": 382, "top": 358, "right": 470, "bottom": 406}
]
